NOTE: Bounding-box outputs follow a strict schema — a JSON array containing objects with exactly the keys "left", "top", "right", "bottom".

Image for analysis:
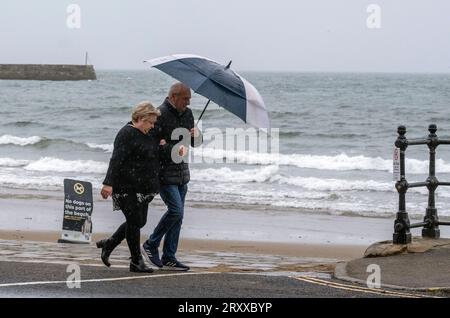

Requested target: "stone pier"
[{"left": 0, "top": 64, "right": 96, "bottom": 81}]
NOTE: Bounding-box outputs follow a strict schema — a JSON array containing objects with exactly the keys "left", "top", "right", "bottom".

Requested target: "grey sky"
[{"left": 1, "top": 0, "right": 449, "bottom": 72}]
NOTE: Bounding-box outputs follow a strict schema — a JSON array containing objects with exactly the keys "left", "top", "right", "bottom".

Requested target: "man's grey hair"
[{"left": 169, "top": 82, "right": 191, "bottom": 97}]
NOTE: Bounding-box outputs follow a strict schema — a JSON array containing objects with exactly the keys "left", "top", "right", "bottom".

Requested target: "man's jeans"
[{"left": 148, "top": 184, "right": 188, "bottom": 261}]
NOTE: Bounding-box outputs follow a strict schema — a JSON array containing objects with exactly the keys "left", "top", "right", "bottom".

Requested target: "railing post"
[
  {"left": 393, "top": 125, "right": 412, "bottom": 244},
  {"left": 422, "top": 124, "right": 440, "bottom": 239}
]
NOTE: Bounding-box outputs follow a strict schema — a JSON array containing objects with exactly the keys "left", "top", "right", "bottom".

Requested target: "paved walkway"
[
  {"left": 0, "top": 239, "right": 444, "bottom": 298},
  {"left": 334, "top": 237, "right": 450, "bottom": 293}
]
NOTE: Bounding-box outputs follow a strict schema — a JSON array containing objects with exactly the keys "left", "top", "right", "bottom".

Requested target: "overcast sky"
[{"left": 1, "top": 0, "right": 449, "bottom": 72}]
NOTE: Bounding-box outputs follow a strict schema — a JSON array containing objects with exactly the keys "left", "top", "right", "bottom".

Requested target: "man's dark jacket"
[{"left": 156, "top": 98, "right": 202, "bottom": 185}]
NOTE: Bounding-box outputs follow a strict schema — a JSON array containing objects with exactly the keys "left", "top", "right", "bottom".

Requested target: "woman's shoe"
[
  {"left": 96, "top": 238, "right": 118, "bottom": 267},
  {"left": 130, "top": 256, "right": 154, "bottom": 273}
]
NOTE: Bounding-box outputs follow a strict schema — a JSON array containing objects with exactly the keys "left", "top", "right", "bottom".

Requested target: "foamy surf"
[
  {"left": 23, "top": 157, "right": 107, "bottom": 174},
  {"left": 191, "top": 165, "right": 279, "bottom": 183},
  {"left": 0, "top": 172, "right": 102, "bottom": 191},
  {"left": 86, "top": 143, "right": 113, "bottom": 153},
  {"left": 0, "top": 158, "right": 30, "bottom": 167},
  {"left": 0, "top": 135, "right": 114, "bottom": 153},
  {"left": 194, "top": 148, "right": 450, "bottom": 174},
  {"left": 0, "top": 155, "right": 448, "bottom": 194},
  {"left": 2, "top": 134, "right": 450, "bottom": 174},
  {"left": 0, "top": 135, "right": 42, "bottom": 146}
]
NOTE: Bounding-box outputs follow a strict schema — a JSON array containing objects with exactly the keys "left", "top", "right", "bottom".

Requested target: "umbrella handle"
[{"left": 196, "top": 99, "right": 211, "bottom": 126}]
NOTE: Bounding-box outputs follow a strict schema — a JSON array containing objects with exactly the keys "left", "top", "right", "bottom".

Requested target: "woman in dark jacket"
[{"left": 96, "top": 101, "right": 162, "bottom": 273}]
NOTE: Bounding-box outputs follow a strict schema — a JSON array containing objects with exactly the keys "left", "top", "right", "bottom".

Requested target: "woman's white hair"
[{"left": 131, "top": 101, "right": 160, "bottom": 122}]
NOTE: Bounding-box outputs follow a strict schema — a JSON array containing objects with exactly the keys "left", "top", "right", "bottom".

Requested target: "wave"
[
  {"left": 0, "top": 167, "right": 392, "bottom": 217},
  {"left": 192, "top": 166, "right": 450, "bottom": 197},
  {"left": 189, "top": 182, "right": 449, "bottom": 217},
  {"left": 23, "top": 157, "right": 107, "bottom": 173},
  {"left": 2, "top": 156, "right": 394, "bottom": 194},
  {"left": 195, "top": 148, "right": 391, "bottom": 171},
  {"left": 3, "top": 159, "right": 450, "bottom": 217},
  {"left": 193, "top": 148, "right": 450, "bottom": 174},
  {"left": 278, "top": 131, "right": 302, "bottom": 138},
  {"left": 0, "top": 173, "right": 66, "bottom": 191},
  {"left": 192, "top": 166, "right": 395, "bottom": 192},
  {"left": 314, "top": 132, "right": 368, "bottom": 139},
  {"left": 0, "top": 172, "right": 102, "bottom": 191},
  {"left": 191, "top": 165, "right": 278, "bottom": 183},
  {"left": 1, "top": 160, "right": 394, "bottom": 193},
  {"left": 0, "top": 157, "right": 30, "bottom": 167},
  {"left": 0, "top": 134, "right": 113, "bottom": 153},
  {"left": 270, "top": 110, "right": 311, "bottom": 118},
  {"left": 3, "top": 132, "right": 449, "bottom": 174},
  {"left": 86, "top": 143, "right": 113, "bottom": 153},
  {"left": 188, "top": 182, "right": 395, "bottom": 216},
  {"left": 4, "top": 121, "right": 41, "bottom": 127},
  {"left": 0, "top": 135, "right": 43, "bottom": 146},
  {"left": 274, "top": 175, "right": 392, "bottom": 192},
  {"left": 1, "top": 154, "right": 448, "bottom": 192}
]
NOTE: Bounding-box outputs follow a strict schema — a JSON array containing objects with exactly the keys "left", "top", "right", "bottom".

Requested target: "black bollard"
[
  {"left": 393, "top": 125, "right": 412, "bottom": 244},
  {"left": 422, "top": 124, "right": 440, "bottom": 239}
]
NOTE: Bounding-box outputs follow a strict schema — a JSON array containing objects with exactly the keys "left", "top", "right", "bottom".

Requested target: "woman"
[{"left": 97, "top": 101, "right": 162, "bottom": 273}]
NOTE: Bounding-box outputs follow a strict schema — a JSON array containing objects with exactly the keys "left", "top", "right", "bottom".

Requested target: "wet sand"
[
  {"left": 0, "top": 190, "right": 402, "bottom": 246},
  {"left": 0, "top": 191, "right": 381, "bottom": 277},
  {"left": 0, "top": 188, "right": 407, "bottom": 262},
  {"left": 0, "top": 229, "right": 365, "bottom": 260}
]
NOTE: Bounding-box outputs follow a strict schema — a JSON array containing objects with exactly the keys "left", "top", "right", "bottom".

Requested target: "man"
[{"left": 143, "top": 82, "right": 202, "bottom": 271}]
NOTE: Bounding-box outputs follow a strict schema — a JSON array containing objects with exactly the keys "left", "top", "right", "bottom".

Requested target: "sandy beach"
[
  {"left": 0, "top": 187, "right": 412, "bottom": 263},
  {"left": 3, "top": 187, "right": 450, "bottom": 267},
  {"left": 0, "top": 229, "right": 365, "bottom": 260}
]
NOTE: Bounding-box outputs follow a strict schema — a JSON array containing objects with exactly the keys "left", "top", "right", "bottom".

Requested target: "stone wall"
[{"left": 0, "top": 64, "right": 97, "bottom": 81}]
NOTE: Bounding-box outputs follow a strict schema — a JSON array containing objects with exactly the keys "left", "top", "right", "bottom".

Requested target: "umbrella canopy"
[{"left": 144, "top": 54, "right": 270, "bottom": 130}]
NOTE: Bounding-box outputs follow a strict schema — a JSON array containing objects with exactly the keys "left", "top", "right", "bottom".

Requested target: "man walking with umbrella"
[
  {"left": 143, "top": 82, "right": 202, "bottom": 271},
  {"left": 142, "top": 54, "right": 270, "bottom": 270}
]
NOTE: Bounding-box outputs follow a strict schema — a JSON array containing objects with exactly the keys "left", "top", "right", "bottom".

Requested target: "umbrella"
[{"left": 144, "top": 54, "right": 270, "bottom": 129}]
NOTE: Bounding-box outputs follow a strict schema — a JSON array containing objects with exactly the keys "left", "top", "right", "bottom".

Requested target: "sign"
[
  {"left": 393, "top": 147, "right": 401, "bottom": 181},
  {"left": 58, "top": 179, "right": 93, "bottom": 244}
]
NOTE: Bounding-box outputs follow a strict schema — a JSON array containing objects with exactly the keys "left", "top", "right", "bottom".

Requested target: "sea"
[{"left": 1, "top": 70, "right": 450, "bottom": 219}]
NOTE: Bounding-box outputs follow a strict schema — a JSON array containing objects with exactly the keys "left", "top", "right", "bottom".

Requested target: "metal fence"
[{"left": 393, "top": 124, "right": 450, "bottom": 244}]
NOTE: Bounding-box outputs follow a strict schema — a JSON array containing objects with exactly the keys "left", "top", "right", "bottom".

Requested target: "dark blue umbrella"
[{"left": 144, "top": 54, "right": 270, "bottom": 129}]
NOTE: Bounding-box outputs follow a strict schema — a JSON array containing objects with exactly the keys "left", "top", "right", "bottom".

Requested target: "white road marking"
[
  {"left": 0, "top": 271, "right": 219, "bottom": 288},
  {"left": 291, "top": 276, "right": 437, "bottom": 298}
]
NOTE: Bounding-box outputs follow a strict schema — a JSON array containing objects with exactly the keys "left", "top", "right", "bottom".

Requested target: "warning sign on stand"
[{"left": 58, "top": 179, "right": 93, "bottom": 244}]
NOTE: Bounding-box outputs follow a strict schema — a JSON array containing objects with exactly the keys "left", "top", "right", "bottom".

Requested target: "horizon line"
[{"left": 95, "top": 67, "right": 450, "bottom": 75}]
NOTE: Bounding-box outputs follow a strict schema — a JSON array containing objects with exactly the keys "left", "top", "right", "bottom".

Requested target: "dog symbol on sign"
[{"left": 74, "top": 183, "right": 85, "bottom": 195}]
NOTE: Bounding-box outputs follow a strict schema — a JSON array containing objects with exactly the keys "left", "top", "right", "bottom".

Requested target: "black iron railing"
[{"left": 393, "top": 124, "right": 450, "bottom": 244}]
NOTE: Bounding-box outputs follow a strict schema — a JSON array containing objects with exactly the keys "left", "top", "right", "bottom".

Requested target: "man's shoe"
[
  {"left": 162, "top": 259, "right": 190, "bottom": 271},
  {"left": 130, "top": 256, "right": 154, "bottom": 273},
  {"left": 142, "top": 241, "right": 163, "bottom": 268}
]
